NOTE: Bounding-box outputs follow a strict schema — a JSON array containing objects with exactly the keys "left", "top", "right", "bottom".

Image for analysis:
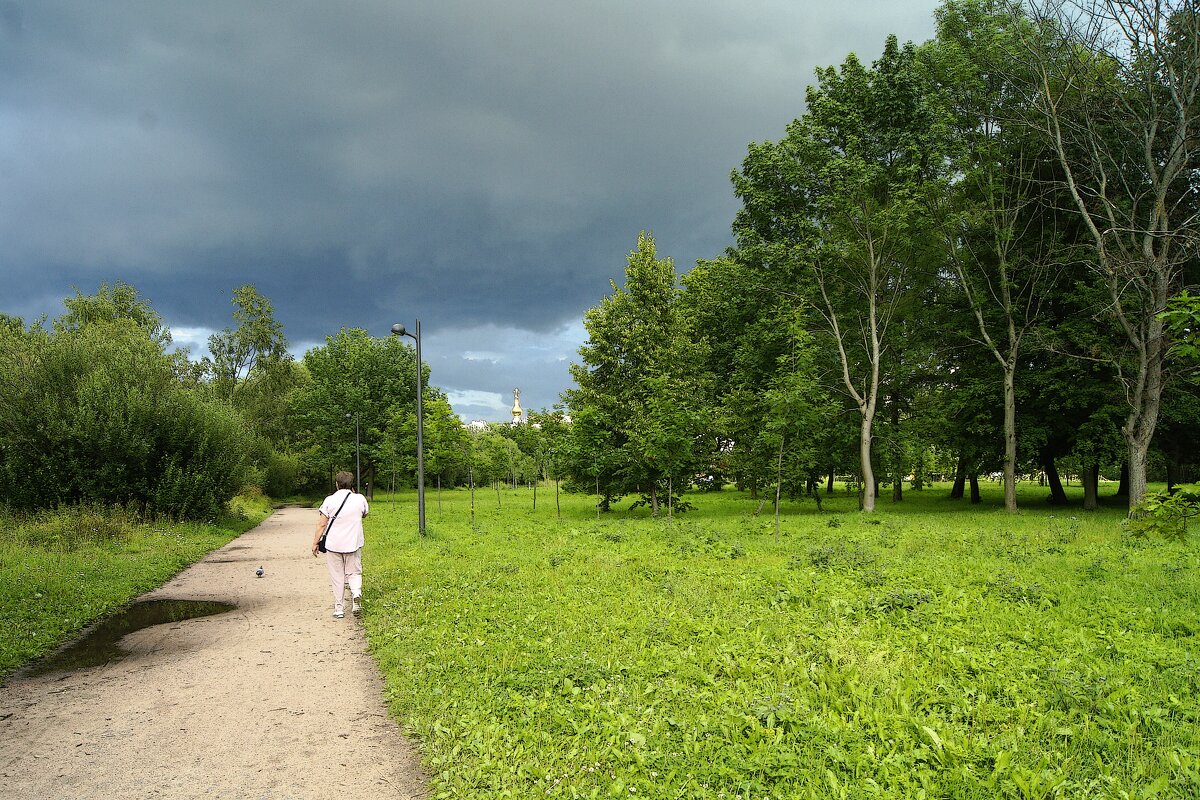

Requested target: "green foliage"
[
  {"left": 564, "top": 232, "right": 708, "bottom": 512},
  {"left": 1162, "top": 291, "right": 1200, "bottom": 369},
  {"left": 291, "top": 327, "right": 442, "bottom": 495},
  {"left": 202, "top": 285, "right": 302, "bottom": 494},
  {"left": 730, "top": 35, "right": 950, "bottom": 512},
  {"left": 1125, "top": 488, "right": 1200, "bottom": 542},
  {"left": 13, "top": 503, "right": 140, "bottom": 551},
  {"left": 0, "top": 312, "right": 250, "bottom": 519},
  {"left": 390, "top": 393, "right": 472, "bottom": 488},
  {"left": 204, "top": 284, "right": 291, "bottom": 404},
  {"left": 256, "top": 450, "right": 304, "bottom": 500},
  {"left": 469, "top": 427, "right": 532, "bottom": 488},
  {"left": 364, "top": 483, "right": 1200, "bottom": 798},
  {"left": 55, "top": 281, "right": 172, "bottom": 347}
]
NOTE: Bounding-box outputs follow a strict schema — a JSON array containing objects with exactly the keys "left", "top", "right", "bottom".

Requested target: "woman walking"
[{"left": 312, "top": 471, "right": 369, "bottom": 618}]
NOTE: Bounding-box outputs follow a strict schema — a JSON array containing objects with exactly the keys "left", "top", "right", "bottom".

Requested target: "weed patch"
[{"left": 363, "top": 482, "right": 1199, "bottom": 798}]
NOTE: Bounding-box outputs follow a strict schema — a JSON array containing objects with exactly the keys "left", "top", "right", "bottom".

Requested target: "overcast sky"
[{"left": 1, "top": 1, "right": 940, "bottom": 421}]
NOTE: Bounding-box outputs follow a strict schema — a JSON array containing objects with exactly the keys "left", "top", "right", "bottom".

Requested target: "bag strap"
[{"left": 324, "top": 490, "right": 353, "bottom": 534}]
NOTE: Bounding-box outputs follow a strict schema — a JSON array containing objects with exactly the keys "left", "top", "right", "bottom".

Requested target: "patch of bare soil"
[{"left": 0, "top": 507, "right": 427, "bottom": 799}]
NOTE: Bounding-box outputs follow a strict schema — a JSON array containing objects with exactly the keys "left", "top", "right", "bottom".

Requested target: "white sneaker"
[
  {"left": 333, "top": 605, "right": 345, "bottom": 619},
  {"left": 352, "top": 597, "right": 362, "bottom": 616}
]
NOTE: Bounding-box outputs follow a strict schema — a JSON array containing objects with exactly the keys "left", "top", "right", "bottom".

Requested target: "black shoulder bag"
[{"left": 317, "top": 490, "right": 353, "bottom": 553}]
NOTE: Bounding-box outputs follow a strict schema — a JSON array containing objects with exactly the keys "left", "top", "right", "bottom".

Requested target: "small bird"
[{"left": 255, "top": 566, "right": 265, "bottom": 578}]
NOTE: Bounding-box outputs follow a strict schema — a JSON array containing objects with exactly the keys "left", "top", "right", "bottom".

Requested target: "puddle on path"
[{"left": 25, "top": 599, "right": 236, "bottom": 677}]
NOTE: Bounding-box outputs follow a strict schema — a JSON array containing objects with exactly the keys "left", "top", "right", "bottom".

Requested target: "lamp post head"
[{"left": 390, "top": 323, "right": 407, "bottom": 337}]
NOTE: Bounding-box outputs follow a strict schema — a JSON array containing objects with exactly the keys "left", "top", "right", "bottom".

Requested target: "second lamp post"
[{"left": 391, "top": 321, "right": 425, "bottom": 535}]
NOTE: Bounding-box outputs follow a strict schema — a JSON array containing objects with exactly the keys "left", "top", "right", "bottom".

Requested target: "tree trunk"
[
  {"left": 1082, "top": 463, "right": 1099, "bottom": 511},
  {"left": 969, "top": 473, "right": 981, "bottom": 504},
  {"left": 860, "top": 413, "right": 876, "bottom": 512},
  {"left": 891, "top": 397, "right": 903, "bottom": 503},
  {"left": 365, "top": 464, "right": 376, "bottom": 501},
  {"left": 1124, "top": 332, "right": 1163, "bottom": 510},
  {"left": 650, "top": 483, "right": 659, "bottom": 517},
  {"left": 1116, "top": 463, "right": 1129, "bottom": 497},
  {"left": 1166, "top": 458, "right": 1180, "bottom": 493},
  {"left": 1002, "top": 365, "right": 1018, "bottom": 513},
  {"left": 950, "top": 457, "right": 967, "bottom": 500},
  {"left": 1043, "top": 457, "right": 1069, "bottom": 505},
  {"left": 826, "top": 471, "right": 835, "bottom": 494}
]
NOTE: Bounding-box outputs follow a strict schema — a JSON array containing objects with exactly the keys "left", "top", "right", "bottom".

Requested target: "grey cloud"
[{"left": 2, "top": 0, "right": 940, "bottom": 418}]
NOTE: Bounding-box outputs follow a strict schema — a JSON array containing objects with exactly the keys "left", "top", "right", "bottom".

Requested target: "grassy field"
[
  {"left": 0, "top": 490, "right": 273, "bottom": 679},
  {"left": 363, "top": 481, "right": 1200, "bottom": 799}
]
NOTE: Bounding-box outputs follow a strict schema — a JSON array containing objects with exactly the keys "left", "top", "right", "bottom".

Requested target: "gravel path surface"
[{"left": 0, "top": 507, "right": 427, "bottom": 799}]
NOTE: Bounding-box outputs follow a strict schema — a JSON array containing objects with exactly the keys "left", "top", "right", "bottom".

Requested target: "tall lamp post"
[
  {"left": 345, "top": 412, "right": 360, "bottom": 491},
  {"left": 391, "top": 321, "right": 425, "bottom": 535}
]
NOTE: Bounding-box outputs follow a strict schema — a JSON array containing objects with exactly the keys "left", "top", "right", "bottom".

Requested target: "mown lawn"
[
  {"left": 363, "top": 482, "right": 1200, "bottom": 799},
  {"left": 0, "top": 491, "right": 273, "bottom": 680}
]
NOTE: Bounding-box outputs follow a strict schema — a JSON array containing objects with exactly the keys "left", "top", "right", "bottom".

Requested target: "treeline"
[
  {"left": 0, "top": 284, "right": 460, "bottom": 518},
  {"left": 558, "top": 0, "right": 1200, "bottom": 514},
  {"left": 0, "top": 282, "right": 589, "bottom": 520}
]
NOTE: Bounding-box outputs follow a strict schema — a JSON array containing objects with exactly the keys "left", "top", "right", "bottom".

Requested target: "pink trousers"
[{"left": 324, "top": 549, "right": 362, "bottom": 609}]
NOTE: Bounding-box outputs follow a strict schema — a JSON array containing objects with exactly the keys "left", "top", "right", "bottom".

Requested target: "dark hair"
[{"left": 335, "top": 471, "right": 355, "bottom": 490}]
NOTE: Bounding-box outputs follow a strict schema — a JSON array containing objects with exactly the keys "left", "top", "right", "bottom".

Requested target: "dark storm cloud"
[{"left": 1, "top": 1, "right": 940, "bottom": 419}]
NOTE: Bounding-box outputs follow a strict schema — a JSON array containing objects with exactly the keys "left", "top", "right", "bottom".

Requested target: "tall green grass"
[
  {"left": 0, "top": 491, "right": 273, "bottom": 679},
  {"left": 364, "top": 482, "right": 1200, "bottom": 799}
]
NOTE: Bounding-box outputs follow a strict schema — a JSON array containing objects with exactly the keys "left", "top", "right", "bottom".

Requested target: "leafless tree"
[{"left": 1017, "top": 0, "right": 1199, "bottom": 509}]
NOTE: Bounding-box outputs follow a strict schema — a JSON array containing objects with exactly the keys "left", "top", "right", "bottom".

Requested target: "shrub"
[
  {"left": 262, "top": 450, "right": 303, "bottom": 498},
  {"left": 1124, "top": 488, "right": 1199, "bottom": 542},
  {"left": 0, "top": 320, "right": 250, "bottom": 519}
]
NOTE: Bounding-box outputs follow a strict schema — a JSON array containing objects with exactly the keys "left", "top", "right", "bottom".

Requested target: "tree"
[
  {"left": 1016, "top": 0, "right": 1200, "bottom": 509},
  {"left": 291, "top": 328, "right": 424, "bottom": 496},
  {"left": 468, "top": 427, "right": 529, "bottom": 500},
  {"left": 1157, "top": 290, "right": 1200, "bottom": 487},
  {"left": 682, "top": 254, "right": 840, "bottom": 502},
  {"left": 206, "top": 284, "right": 291, "bottom": 406},
  {"left": 760, "top": 315, "right": 835, "bottom": 530},
  {"left": 56, "top": 282, "right": 172, "bottom": 347},
  {"left": 733, "top": 37, "right": 948, "bottom": 511},
  {"left": 563, "top": 232, "right": 707, "bottom": 514},
  {"left": 424, "top": 396, "right": 472, "bottom": 487},
  {"left": 928, "top": 0, "right": 1062, "bottom": 511}
]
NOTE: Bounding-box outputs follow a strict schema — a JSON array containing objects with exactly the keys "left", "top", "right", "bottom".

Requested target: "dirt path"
[{"left": 0, "top": 507, "right": 427, "bottom": 799}]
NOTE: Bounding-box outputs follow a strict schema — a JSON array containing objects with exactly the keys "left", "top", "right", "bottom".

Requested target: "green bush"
[
  {"left": 1125, "top": 488, "right": 1199, "bottom": 542},
  {"left": 262, "top": 449, "right": 303, "bottom": 498},
  {"left": 0, "top": 320, "right": 250, "bottom": 519}
]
